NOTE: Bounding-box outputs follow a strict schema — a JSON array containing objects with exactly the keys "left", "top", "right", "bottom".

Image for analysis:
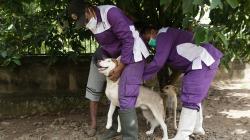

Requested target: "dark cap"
[{"left": 68, "top": 0, "right": 88, "bottom": 28}]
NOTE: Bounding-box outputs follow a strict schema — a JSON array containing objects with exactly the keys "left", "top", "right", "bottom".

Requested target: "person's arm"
[
  {"left": 143, "top": 32, "right": 174, "bottom": 80},
  {"left": 107, "top": 7, "right": 134, "bottom": 65},
  {"left": 106, "top": 7, "right": 134, "bottom": 81}
]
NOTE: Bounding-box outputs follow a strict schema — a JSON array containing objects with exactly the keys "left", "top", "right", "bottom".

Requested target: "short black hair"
[
  {"left": 67, "top": 0, "right": 93, "bottom": 26},
  {"left": 68, "top": 0, "right": 85, "bottom": 19},
  {"left": 140, "top": 25, "right": 158, "bottom": 35}
]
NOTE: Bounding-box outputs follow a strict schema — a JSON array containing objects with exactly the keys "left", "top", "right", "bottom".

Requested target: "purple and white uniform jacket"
[
  {"left": 143, "top": 27, "right": 223, "bottom": 110},
  {"left": 143, "top": 27, "right": 223, "bottom": 80},
  {"left": 89, "top": 5, "right": 149, "bottom": 109},
  {"left": 90, "top": 5, "right": 149, "bottom": 64}
]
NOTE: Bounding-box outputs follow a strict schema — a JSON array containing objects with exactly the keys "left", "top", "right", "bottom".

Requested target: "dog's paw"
[
  {"left": 146, "top": 130, "right": 153, "bottom": 135},
  {"left": 106, "top": 124, "right": 112, "bottom": 129},
  {"left": 117, "top": 116, "right": 121, "bottom": 132},
  {"left": 106, "top": 121, "right": 112, "bottom": 129},
  {"left": 117, "top": 126, "right": 121, "bottom": 132},
  {"left": 161, "top": 137, "right": 168, "bottom": 140}
]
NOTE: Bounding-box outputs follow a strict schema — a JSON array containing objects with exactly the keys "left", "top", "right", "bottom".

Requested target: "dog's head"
[
  {"left": 98, "top": 58, "right": 118, "bottom": 76},
  {"left": 162, "top": 85, "right": 178, "bottom": 95}
]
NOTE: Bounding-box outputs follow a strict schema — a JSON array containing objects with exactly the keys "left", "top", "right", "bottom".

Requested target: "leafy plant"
[{"left": 0, "top": 0, "right": 249, "bottom": 68}]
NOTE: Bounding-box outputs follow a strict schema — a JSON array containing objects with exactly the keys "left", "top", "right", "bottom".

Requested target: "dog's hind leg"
[
  {"left": 106, "top": 103, "right": 116, "bottom": 129},
  {"left": 142, "top": 110, "right": 159, "bottom": 135},
  {"left": 146, "top": 119, "right": 159, "bottom": 135},
  {"left": 150, "top": 108, "right": 169, "bottom": 140}
]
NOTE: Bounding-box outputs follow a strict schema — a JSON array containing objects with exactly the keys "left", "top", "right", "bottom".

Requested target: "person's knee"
[
  {"left": 180, "top": 91, "right": 205, "bottom": 111},
  {"left": 119, "top": 97, "right": 137, "bottom": 110},
  {"left": 182, "top": 102, "right": 200, "bottom": 111},
  {"left": 85, "top": 93, "right": 101, "bottom": 102}
]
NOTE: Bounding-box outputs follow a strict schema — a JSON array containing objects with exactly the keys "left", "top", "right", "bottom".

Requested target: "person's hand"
[
  {"left": 108, "top": 68, "right": 122, "bottom": 82},
  {"left": 109, "top": 61, "right": 125, "bottom": 82}
]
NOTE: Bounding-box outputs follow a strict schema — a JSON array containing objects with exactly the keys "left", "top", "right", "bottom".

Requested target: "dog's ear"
[
  {"left": 116, "top": 56, "right": 121, "bottom": 61},
  {"left": 111, "top": 59, "right": 119, "bottom": 67},
  {"left": 173, "top": 86, "right": 178, "bottom": 92}
]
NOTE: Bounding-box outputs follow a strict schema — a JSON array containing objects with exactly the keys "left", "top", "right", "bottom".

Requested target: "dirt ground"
[{"left": 0, "top": 80, "right": 250, "bottom": 140}]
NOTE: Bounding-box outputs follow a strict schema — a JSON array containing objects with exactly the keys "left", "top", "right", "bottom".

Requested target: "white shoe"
[
  {"left": 193, "top": 103, "right": 205, "bottom": 135},
  {"left": 169, "top": 107, "right": 197, "bottom": 140}
]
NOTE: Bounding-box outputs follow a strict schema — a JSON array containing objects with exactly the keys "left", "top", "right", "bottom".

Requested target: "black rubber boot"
[
  {"left": 97, "top": 107, "right": 120, "bottom": 140},
  {"left": 119, "top": 108, "right": 138, "bottom": 140}
]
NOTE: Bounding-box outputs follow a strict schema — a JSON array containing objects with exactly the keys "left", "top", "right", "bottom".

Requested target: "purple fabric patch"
[
  {"left": 118, "top": 60, "right": 145, "bottom": 109},
  {"left": 143, "top": 28, "right": 223, "bottom": 81},
  {"left": 93, "top": 6, "right": 135, "bottom": 64},
  {"left": 181, "top": 60, "right": 220, "bottom": 108},
  {"left": 107, "top": 7, "right": 134, "bottom": 64}
]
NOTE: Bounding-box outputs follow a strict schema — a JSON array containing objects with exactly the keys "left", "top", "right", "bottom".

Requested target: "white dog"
[{"left": 98, "top": 58, "right": 169, "bottom": 140}]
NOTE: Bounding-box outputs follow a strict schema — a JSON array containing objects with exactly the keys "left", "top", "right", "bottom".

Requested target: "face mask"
[
  {"left": 85, "top": 17, "right": 97, "bottom": 30},
  {"left": 148, "top": 38, "right": 156, "bottom": 48}
]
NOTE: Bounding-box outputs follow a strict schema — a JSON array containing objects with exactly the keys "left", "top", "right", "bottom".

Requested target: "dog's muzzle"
[{"left": 96, "top": 61, "right": 109, "bottom": 71}]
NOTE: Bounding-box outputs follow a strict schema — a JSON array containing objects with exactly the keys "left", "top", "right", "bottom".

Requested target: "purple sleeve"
[
  {"left": 143, "top": 32, "right": 174, "bottom": 80},
  {"left": 107, "top": 7, "right": 134, "bottom": 64},
  {"left": 100, "top": 47, "right": 110, "bottom": 58}
]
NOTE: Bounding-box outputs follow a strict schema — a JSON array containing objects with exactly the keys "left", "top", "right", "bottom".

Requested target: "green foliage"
[
  {"left": 0, "top": 0, "right": 91, "bottom": 67},
  {"left": 226, "top": 0, "right": 239, "bottom": 8},
  {"left": 0, "top": 0, "right": 249, "bottom": 68}
]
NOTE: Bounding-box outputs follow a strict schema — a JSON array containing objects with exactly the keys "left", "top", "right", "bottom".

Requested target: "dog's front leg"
[
  {"left": 173, "top": 96, "right": 178, "bottom": 130},
  {"left": 117, "top": 115, "right": 121, "bottom": 132},
  {"left": 106, "top": 103, "right": 116, "bottom": 129}
]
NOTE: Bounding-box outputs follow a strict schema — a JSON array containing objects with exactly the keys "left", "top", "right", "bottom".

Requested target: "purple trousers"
[
  {"left": 181, "top": 60, "right": 220, "bottom": 111},
  {"left": 118, "top": 60, "right": 145, "bottom": 110}
]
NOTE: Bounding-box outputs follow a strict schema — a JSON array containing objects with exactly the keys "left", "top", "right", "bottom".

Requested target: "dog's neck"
[
  {"left": 106, "top": 77, "right": 119, "bottom": 84},
  {"left": 105, "top": 59, "right": 120, "bottom": 84}
]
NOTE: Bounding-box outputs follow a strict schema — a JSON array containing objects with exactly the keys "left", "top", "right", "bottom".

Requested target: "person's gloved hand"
[{"left": 109, "top": 61, "right": 125, "bottom": 82}]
